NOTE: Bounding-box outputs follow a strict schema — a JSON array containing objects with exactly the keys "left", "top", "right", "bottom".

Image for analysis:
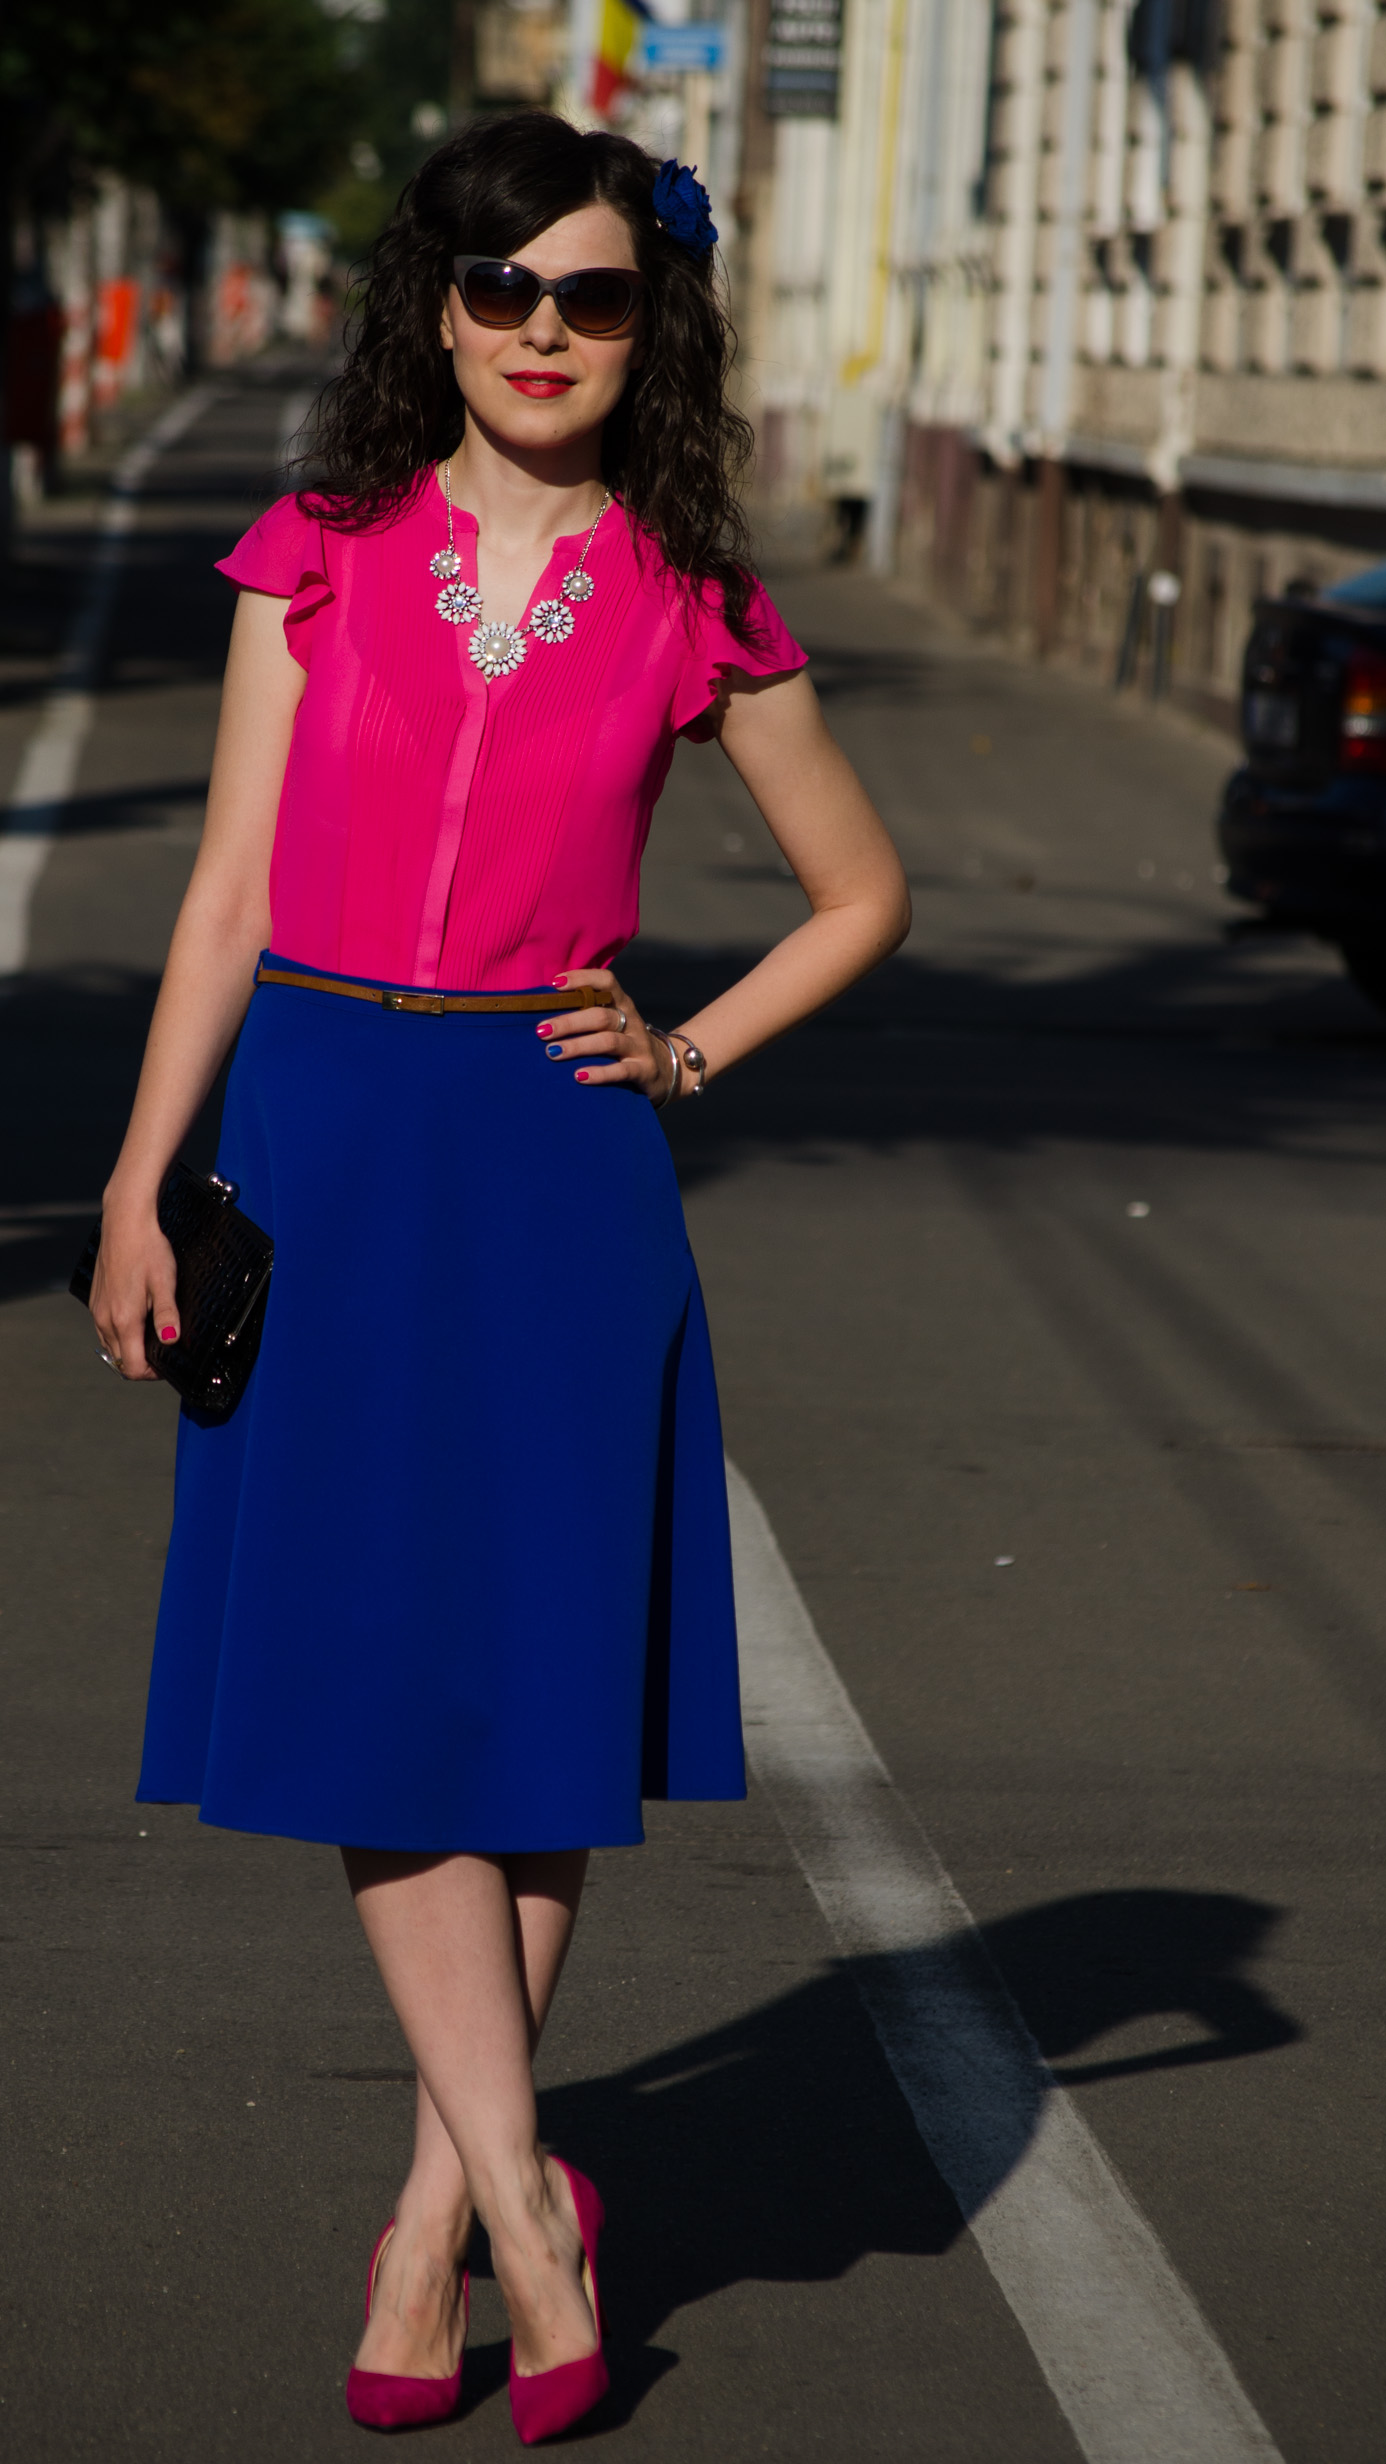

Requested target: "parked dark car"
[{"left": 1217, "top": 562, "right": 1386, "bottom": 1009}]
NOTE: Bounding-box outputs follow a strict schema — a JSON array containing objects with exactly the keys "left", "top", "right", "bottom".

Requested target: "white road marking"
[
  {"left": 0, "top": 385, "right": 216, "bottom": 973},
  {"left": 728, "top": 1458, "right": 1283, "bottom": 2464}
]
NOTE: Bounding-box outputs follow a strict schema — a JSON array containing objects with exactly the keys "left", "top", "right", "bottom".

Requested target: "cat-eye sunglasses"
[{"left": 452, "top": 255, "right": 647, "bottom": 338}]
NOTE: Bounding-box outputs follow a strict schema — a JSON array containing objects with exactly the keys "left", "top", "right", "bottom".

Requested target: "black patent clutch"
[{"left": 70, "top": 1161, "right": 273, "bottom": 1417}]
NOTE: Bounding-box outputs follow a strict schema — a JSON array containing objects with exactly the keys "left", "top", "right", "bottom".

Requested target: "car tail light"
[{"left": 1340, "top": 647, "right": 1386, "bottom": 773}]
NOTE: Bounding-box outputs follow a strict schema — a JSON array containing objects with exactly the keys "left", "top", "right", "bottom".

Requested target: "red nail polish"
[
  {"left": 575, "top": 1069, "right": 589, "bottom": 1081},
  {"left": 552, "top": 975, "right": 569, "bottom": 988},
  {"left": 536, "top": 1022, "right": 552, "bottom": 1036},
  {"left": 159, "top": 1325, "right": 177, "bottom": 1343}
]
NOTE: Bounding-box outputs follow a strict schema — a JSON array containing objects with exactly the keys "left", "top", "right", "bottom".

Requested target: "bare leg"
[
  {"left": 344, "top": 1847, "right": 592, "bottom": 2380},
  {"left": 508, "top": 1849, "right": 591, "bottom": 2050}
]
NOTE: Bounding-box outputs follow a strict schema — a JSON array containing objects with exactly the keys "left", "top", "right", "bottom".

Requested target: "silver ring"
[
  {"left": 97, "top": 1346, "right": 121, "bottom": 1373},
  {"left": 616, "top": 1009, "right": 628, "bottom": 1033}
]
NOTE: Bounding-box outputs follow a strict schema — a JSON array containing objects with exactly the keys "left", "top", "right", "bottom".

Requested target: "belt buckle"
[{"left": 382, "top": 990, "right": 445, "bottom": 1014}]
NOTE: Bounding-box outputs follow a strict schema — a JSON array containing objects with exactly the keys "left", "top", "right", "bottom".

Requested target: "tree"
[
  {"left": 1, "top": 0, "right": 363, "bottom": 543},
  {"left": 3, "top": 0, "right": 361, "bottom": 218},
  {"left": 312, "top": 0, "right": 456, "bottom": 263}
]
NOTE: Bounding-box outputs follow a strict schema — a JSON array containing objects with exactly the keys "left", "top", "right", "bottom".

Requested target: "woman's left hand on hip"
[{"left": 535, "top": 970, "right": 676, "bottom": 1105}]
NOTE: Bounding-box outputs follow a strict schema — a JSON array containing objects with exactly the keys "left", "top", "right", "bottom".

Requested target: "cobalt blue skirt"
[{"left": 136, "top": 958, "right": 745, "bottom": 1851}]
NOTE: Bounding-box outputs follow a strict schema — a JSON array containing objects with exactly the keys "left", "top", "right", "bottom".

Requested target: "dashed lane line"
[
  {"left": 728, "top": 1458, "right": 1283, "bottom": 2464},
  {"left": 0, "top": 385, "right": 217, "bottom": 974}
]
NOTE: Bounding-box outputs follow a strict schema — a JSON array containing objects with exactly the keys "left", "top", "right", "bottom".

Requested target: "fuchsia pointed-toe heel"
[
  {"left": 345, "top": 2218, "right": 469, "bottom": 2431},
  {"left": 508, "top": 2159, "right": 610, "bottom": 2446}
]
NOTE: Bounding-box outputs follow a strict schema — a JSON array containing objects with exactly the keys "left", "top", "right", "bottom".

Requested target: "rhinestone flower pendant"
[
  {"left": 530, "top": 597, "right": 575, "bottom": 646},
  {"left": 561, "top": 568, "right": 596, "bottom": 605},
  {"left": 469, "top": 620, "right": 527, "bottom": 679},
  {"left": 430, "top": 546, "right": 462, "bottom": 581},
  {"left": 437, "top": 579, "right": 482, "bottom": 625}
]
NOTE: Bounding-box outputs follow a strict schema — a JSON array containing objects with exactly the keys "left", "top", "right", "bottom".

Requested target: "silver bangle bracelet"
[
  {"left": 647, "top": 1025, "right": 681, "bottom": 1109},
  {"left": 668, "top": 1032, "right": 707, "bottom": 1095}
]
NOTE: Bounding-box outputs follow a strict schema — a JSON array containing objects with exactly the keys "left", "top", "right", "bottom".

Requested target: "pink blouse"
[{"left": 216, "top": 481, "right": 806, "bottom": 989}]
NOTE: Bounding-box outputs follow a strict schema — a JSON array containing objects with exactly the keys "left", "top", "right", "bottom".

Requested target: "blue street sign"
[{"left": 639, "top": 22, "right": 727, "bottom": 72}]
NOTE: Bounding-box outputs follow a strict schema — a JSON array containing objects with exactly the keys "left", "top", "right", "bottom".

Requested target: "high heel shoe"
[
  {"left": 508, "top": 2159, "right": 610, "bottom": 2445},
  {"left": 345, "top": 2218, "right": 468, "bottom": 2431}
]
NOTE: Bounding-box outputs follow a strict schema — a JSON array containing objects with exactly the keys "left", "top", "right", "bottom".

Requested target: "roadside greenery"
[
  {"left": 2, "top": 0, "right": 459, "bottom": 271},
  {"left": 2, "top": 0, "right": 361, "bottom": 217},
  {"left": 311, "top": 0, "right": 456, "bottom": 262}
]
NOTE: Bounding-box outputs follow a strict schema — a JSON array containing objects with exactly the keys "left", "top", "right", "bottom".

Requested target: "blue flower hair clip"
[{"left": 652, "top": 160, "right": 718, "bottom": 257}]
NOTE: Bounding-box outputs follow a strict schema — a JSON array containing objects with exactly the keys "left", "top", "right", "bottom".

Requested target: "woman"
[{"left": 89, "top": 112, "right": 908, "bottom": 2439}]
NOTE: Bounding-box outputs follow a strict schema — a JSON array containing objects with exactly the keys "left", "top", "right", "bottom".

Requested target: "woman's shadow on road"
[{"left": 460, "top": 1886, "right": 1300, "bottom": 2428}]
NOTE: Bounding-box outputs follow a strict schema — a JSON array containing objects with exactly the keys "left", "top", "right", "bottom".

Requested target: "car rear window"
[{"left": 1323, "top": 564, "right": 1386, "bottom": 608}]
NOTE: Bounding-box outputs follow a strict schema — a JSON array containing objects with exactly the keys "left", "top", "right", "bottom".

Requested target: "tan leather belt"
[{"left": 254, "top": 963, "right": 605, "bottom": 1016}]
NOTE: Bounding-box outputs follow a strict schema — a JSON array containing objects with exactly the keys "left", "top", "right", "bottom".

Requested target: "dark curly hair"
[{"left": 300, "top": 110, "right": 761, "bottom": 642}]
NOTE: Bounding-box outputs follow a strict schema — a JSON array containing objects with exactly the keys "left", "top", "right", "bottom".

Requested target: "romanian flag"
[{"left": 592, "top": 0, "right": 652, "bottom": 118}]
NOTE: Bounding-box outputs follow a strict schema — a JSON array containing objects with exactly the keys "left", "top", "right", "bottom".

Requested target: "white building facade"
[
  {"left": 740, "top": 0, "right": 1386, "bottom": 718},
  {"left": 747, "top": 0, "right": 994, "bottom": 559}
]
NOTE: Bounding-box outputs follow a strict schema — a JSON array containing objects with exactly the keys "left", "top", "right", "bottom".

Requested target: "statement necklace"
[{"left": 430, "top": 460, "right": 609, "bottom": 681}]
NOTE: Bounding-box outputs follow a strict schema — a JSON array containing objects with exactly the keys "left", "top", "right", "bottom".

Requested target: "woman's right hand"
[
  {"left": 76, "top": 587, "right": 295, "bottom": 1385},
  {"left": 89, "top": 1189, "right": 180, "bottom": 1381}
]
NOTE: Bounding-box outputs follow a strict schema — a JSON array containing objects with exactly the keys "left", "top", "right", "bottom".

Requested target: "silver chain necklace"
[{"left": 430, "top": 461, "right": 609, "bottom": 681}]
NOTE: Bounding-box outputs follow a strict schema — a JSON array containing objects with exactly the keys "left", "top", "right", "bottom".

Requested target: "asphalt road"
[{"left": 1, "top": 374, "right": 1383, "bottom": 2462}]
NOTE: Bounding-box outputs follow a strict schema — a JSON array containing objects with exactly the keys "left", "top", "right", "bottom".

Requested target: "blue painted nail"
[{"left": 546, "top": 1042, "right": 564, "bottom": 1057}]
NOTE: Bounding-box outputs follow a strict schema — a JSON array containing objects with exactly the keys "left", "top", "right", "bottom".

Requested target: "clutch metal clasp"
[
  {"left": 224, "top": 1262, "right": 273, "bottom": 1346},
  {"left": 207, "top": 1174, "right": 240, "bottom": 1204}
]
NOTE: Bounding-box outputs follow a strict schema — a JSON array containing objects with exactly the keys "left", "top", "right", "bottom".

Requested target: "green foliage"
[
  {"left": 1, "top": 0, "right": 467, "bottom": 259},
  {"left": 310, "top": 0, "right": 457, "bottom": 260},
  {"left": 359, "top": 0, "right": 454, "bottom": 196},
  {"left": 314, "top": 174, "right": 400, "bottom": 265},
  {"left": 2, "top": 0, "right": 363, "bottom": 216}
]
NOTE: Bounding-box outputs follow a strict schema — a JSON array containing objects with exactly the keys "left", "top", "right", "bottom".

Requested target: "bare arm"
[
  {"left": 540, "top": 667, "right": 911, "bottom": 1097},
  {"left": 675, "top": 667, "right": 911, "bottom": 1076},
  {"left": 91, "top": 590, "right": 302, "bottom": 1376}
]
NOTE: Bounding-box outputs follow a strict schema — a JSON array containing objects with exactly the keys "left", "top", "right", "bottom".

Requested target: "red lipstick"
[{"left": 506, "top": 373, "right": 576, "bottom": 398}]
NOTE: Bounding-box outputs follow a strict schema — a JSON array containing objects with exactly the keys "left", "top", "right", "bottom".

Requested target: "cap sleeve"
[
  {"left": 671, "top": 576, "right": 808, "bottom": 740},
  {"left": 214, "top": 493, "right": 333, "bottom": 670}
]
